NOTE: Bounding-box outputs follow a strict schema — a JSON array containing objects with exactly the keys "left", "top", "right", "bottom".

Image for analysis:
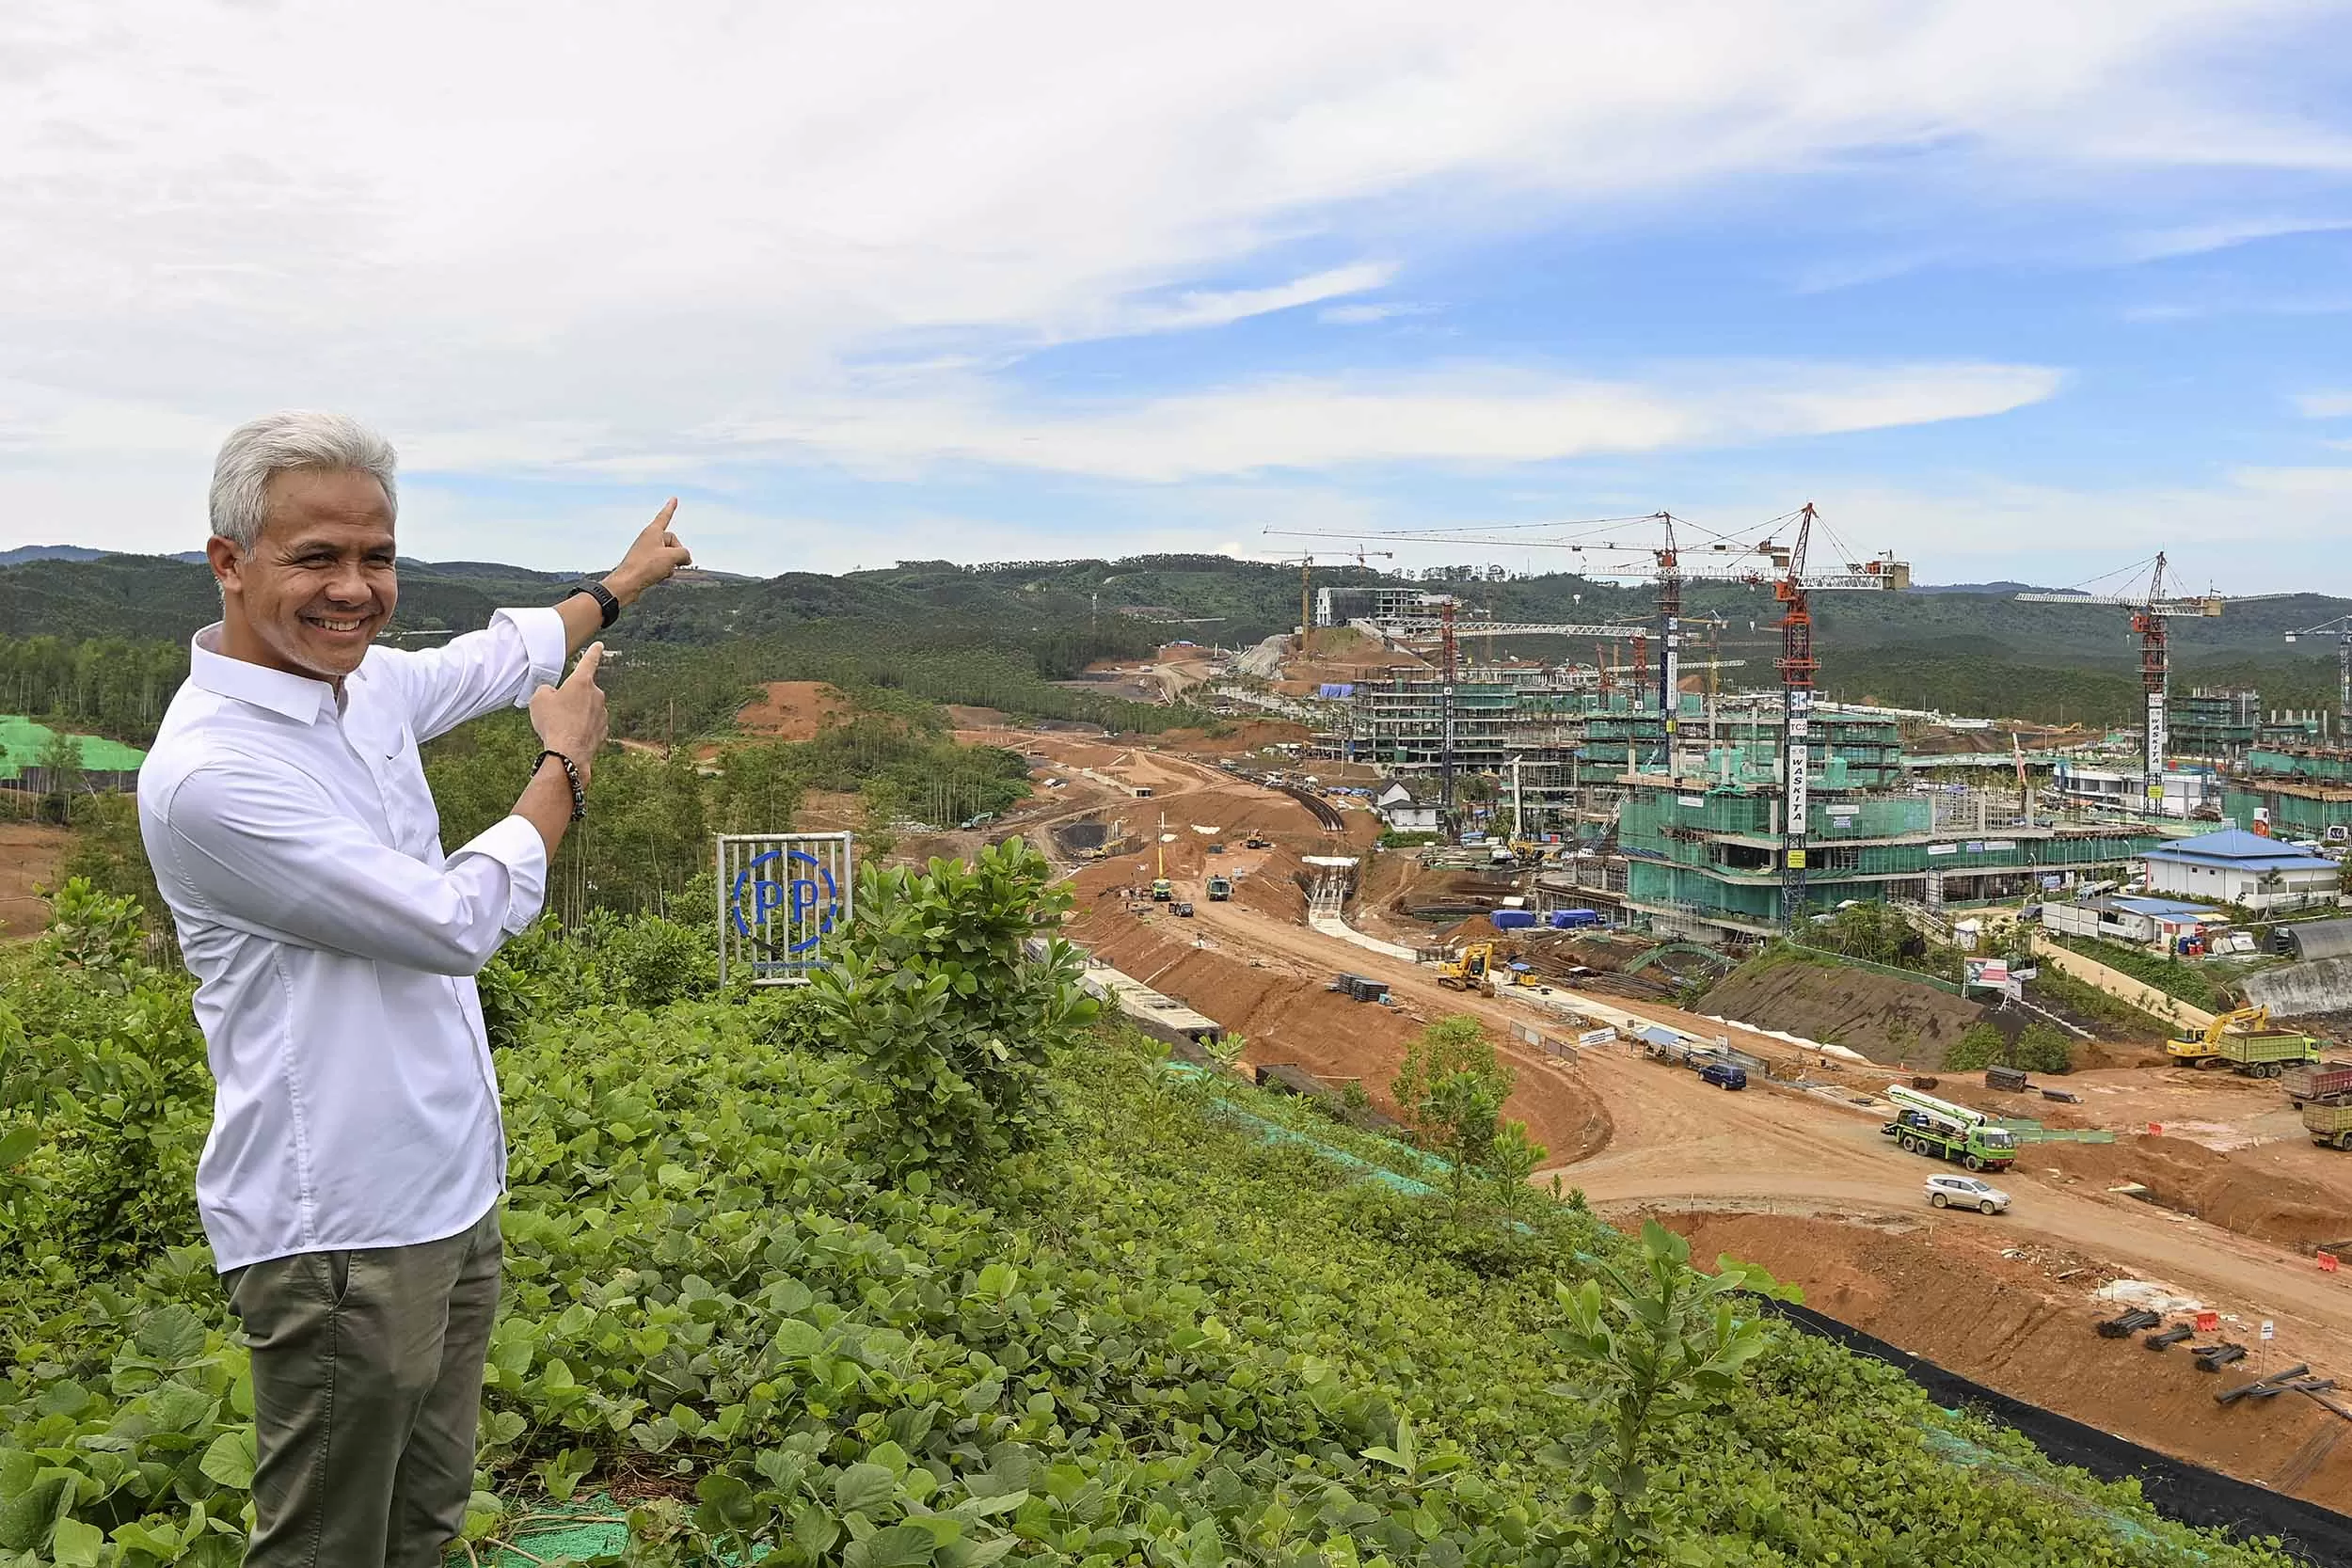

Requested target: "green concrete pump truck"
[{"left": 1882, "top": 1085, "right": 2018, "bottom": 1173}]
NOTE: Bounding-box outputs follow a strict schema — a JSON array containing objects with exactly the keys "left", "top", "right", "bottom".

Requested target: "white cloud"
[
  {"left": 1101, "top": 262, "right": 1397, "bottom": 336},
  {"left": 2232, "top": 464, "right": 2352, "bottom": 497},
  {"left": 2296, "top": 391, "right": 2352, "bottom": 418},
  {"left": 1320, "top": 301, "right": 1439, "bottom": 325},
  {"left": 0, "top": 2, "right": 2345, "bottom": 562},
  {"left": 698, "top": 360, "right": 2059, "bottom": 483}
]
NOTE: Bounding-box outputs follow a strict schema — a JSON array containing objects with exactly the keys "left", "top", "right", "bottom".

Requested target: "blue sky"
[{"left": 4, "top": 3, "right": 2351, "bottom": 590}]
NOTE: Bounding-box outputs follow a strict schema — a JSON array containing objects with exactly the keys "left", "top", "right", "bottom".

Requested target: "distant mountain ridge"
[
  {"left": 0, "top": 545, "right": 113, "bottom": 566},
  {"left": 7, "top": 546, "right": 2351, "bottom": 725}
]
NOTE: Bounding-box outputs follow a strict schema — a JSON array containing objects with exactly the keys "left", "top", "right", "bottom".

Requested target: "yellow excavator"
[
  {"left": 2167, "top": 1005, "right": 2319, "bottom": 1077},
  {"left": 1437, "top": 942, "right": 1497, "bottom": 996}
]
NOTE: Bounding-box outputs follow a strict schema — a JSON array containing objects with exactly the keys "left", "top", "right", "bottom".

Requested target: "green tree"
[
  {"left": 1547, "top": 1219, "right": 1791, "bottom": 1564},
  {"left": 1943, "top": 1022, "right": 2006, "bottom": 1071},
  {"left": 808, "top": 839, "right": 1099, "bottom": 1188},
  {"left": 1391, "top": 1016, "right": 1533, "bottom": 1212},
  {"left": 38, "top": 729, "right": 85, "bottom": 823}
]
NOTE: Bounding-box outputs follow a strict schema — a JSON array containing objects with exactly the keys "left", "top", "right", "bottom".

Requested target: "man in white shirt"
[{"left": 137, "top": 410, "right": 691, "bottom": 1568}]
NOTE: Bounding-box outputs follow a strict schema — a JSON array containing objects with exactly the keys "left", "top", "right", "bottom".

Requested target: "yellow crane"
[{"left": 1151, "top": 813, "right": 1173, "bottom": 900}]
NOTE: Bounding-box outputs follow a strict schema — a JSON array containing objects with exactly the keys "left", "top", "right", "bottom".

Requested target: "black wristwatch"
[{"left": 560, "top": 580, "right": 621, "bottom": 628}]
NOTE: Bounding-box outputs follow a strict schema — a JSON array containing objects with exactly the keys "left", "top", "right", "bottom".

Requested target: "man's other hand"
[
  {"left": 531, "top": 641, "right": 610, "bottom": 772},
  {"left": 604, "top": 499, "right": 693, "bottom": 607}
]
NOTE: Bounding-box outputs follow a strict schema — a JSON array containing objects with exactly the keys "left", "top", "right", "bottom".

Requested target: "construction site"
[{"left": 939, "top": 510, "right": 2352, "bottom": 1518}]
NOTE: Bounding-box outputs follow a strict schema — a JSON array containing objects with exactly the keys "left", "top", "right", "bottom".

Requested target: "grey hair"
[{"left": 208, "top": 411, "right": 399, "bottom": 550}]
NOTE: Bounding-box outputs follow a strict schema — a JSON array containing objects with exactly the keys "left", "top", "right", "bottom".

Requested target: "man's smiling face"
[{"left": 210, "top": 467, "right": 400, "bottom": 685}]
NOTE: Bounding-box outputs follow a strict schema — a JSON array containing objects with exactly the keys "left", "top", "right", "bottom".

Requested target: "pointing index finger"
[{"left": 572, "top": 641, "right": 606, "bottom": 681}]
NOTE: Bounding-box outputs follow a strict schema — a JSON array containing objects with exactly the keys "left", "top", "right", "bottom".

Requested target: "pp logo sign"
[
  {"left": 731, "top": 848, "right": 842, "bottom": 951},
  {"left": 717, "top": 832, "right": 852, "bottom": 985}
]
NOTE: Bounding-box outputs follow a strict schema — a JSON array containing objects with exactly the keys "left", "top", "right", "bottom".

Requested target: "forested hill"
[{"left": 8, "top": 549, "right": 2352, "bottom": 730}]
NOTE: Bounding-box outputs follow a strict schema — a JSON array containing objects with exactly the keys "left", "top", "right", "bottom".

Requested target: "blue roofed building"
[{"left": 2139, "top": 828, "right": 2341, "bottom": 912}]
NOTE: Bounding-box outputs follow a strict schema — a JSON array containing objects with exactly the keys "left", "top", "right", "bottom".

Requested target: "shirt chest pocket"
[{"left": 377, "top": 725, "right": 442, "bottom": 855}]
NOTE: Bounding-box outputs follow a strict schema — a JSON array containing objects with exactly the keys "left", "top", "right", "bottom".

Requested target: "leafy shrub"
[
  {"left": 1943, "top": 1023, "right": 2007, "bottom": 1072},
  {"left": 1547, "top": 1220, "right": 1790, "bottom": 1563},
  {"left": 1943, "top": 1020, "right": 2074, "bottom": 1075},
  {"left": 2049, "top": 934, "right": 2228, "bottom": 1011},
  {"left": 605, "top": 913, "right": 718, "bottom": 1009},
  {"left": 0, "top": 882, "right": 211, "bottom": 1278},
  {"left": 2011, "top": 1022, "right": 2076, "bottom": 1075},
  {"left": 810, "top": 839, "right": 1098, "bottom": 1186}
]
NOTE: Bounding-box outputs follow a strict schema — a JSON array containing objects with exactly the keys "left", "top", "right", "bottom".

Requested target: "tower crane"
[
  {"left": 1264, "top": 512, "right": 1905, "bottom": 884},
  {"left": 2014, "top": 555, "right": 2223, "bottom": 807},
  {"left": 2283, "top": 615, "right": 2352, "bottom": 740}
]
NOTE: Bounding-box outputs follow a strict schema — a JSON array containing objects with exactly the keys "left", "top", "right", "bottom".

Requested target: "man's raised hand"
[
  {"left": 606, "top": 499, "right": 693, "bottom": 606},
  {"left": 531, "top": 641, "right": 610, "bottom": 772}
]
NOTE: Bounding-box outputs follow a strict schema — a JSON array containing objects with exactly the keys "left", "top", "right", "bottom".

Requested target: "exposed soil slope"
[
  {"left": 1701, "top": 954, "right": 1985, "bottom": 1067},
  {"left": 735, "top": 681, "right": 850, "bottom": 740},
  {"left": 2035, "top": 1136, "right": 2352, "bottom": 1256},
  {"left": 0, "top": 820, "right": 69, "bottom": 940}
]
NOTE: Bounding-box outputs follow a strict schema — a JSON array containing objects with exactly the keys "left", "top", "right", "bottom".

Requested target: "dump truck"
[
  {"left": 1882, "top": 1084, "right": 2019, "bottom": 1173},
  {"left": 2305, "top": 1100, "right": 2352, "bottom": 1150},
  {"left": 2283, "top": 1060, "right": 2352, "bottom": 1108},
  {"left": 2166, "top": 1006, "right": 2319, "bottom": 1078},
  {"left": 1437, "top": 942, "right": 1496, "bottom": 996},
  {"left": 1150, "top": 878, "right": 1173, "bottom": 901},
  {"left": 1205, "top": 875, "right": 1233, "bottom": 902}
]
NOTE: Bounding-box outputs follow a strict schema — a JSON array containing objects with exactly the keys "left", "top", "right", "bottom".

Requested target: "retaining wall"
[{"left": 2246, "top": 956, "right": 2352, "bottom": 1020}]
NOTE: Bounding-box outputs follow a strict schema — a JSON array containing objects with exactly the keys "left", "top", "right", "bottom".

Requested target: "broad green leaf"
[
  {"left": 199, "top": 1428, "right": 258, "bottom": 1490},
  {"left": 846, "top": 1522, "right": 940, "bottom": 1568},
  {"left": 50, "top": 1516, "right": 104, "bottom": 1568},
  {"left": 835, "top": 1461, "right": 898, "bottom": 1515}
]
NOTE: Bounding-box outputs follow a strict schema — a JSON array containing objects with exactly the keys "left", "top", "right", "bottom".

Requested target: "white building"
[
  {"left": 1375, "top": 782, "right": 1441, "bottom": 833},
  {"left": 2047, "top": 762, "right": 2219, "bottom": 819},
  {"left": 2138, "top": 828, "right": 2340, "bottom": 911}
]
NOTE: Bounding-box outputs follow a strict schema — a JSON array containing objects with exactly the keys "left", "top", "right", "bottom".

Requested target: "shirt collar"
[{"left": 188, "top": 624, "right": 341, "bottom": 725}]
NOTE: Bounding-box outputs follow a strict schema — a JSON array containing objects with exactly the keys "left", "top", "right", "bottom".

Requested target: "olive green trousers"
[{"left": 223, "top": 1206, "right": 501, "bottom": 1568}]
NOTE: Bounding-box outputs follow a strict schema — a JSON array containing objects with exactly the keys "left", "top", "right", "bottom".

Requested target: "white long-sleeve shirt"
[{"left": 138, "top": 610, "right": 566, "bottom": 1271}]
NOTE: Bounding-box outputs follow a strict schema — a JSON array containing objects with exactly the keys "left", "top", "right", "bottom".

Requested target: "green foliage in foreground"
[{"left": 0, "top": 889, "right": 2299, "bottom": 1565}]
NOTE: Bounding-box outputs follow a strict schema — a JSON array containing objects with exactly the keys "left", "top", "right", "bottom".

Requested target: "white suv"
[{"left": 1926, "top": 1175, "right": 2010, "bottom": 1214}]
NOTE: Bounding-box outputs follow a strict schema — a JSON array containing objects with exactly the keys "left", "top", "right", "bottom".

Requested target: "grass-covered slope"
[{"left": 0, "top": 878, "right": 2297, "bottom": 1567}]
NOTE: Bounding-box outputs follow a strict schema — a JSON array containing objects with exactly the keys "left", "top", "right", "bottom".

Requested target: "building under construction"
[
  {"left": 2225, "top": 745, "right": 2352, "bottom": 843},
  {"left": 1593, "top": 710, "right": 2164, "bottom": 939}
]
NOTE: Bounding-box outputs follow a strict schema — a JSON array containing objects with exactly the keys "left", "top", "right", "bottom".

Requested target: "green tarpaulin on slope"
[{"left": 0, "top": 714, "right": 148, "bottom": 781}]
